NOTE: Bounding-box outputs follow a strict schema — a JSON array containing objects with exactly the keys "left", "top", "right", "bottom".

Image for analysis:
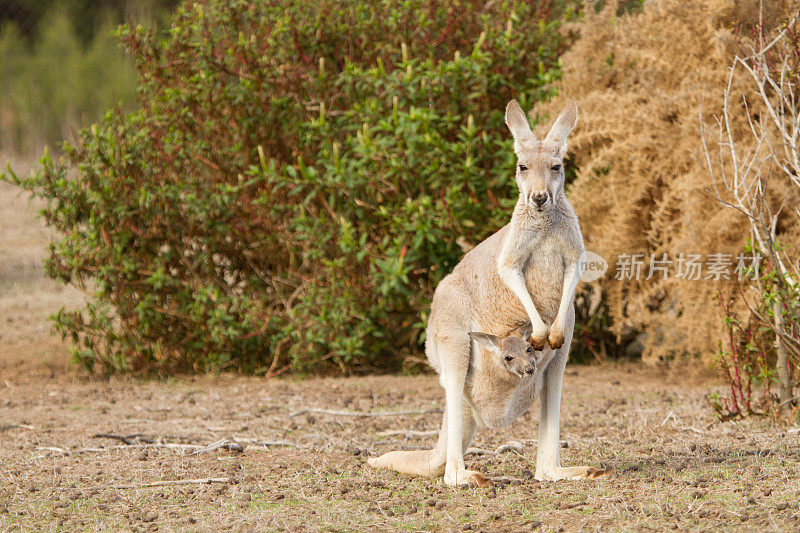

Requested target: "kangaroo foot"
[
  {"left": 535, "top": 465, "right": 611, "bottom": 481},
  {"left": 443, "top": 468, "right": 492, "bottom": 487}
]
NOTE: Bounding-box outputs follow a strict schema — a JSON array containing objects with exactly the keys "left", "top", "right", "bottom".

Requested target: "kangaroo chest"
[
  {"left": 487, "top": 237, "right": 565, "bottom": 330},
  {"left": 522, "top": 237, "right": 565, "bottom": 323}
]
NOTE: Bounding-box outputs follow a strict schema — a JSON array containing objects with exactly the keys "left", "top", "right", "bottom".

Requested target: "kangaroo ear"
[
  {"left": 469, "top": 332, "right": 501, "bottom": 352},
  {"left": 543, "top": 100, "right": 578, "bottom": 157},
  {"left": 505, "top": 100, "right": 535, "bottom": 152}
]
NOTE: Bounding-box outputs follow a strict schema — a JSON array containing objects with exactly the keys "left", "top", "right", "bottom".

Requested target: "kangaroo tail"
[
  {"left": 367, "top": 412, "right": 447, "bottom": 477},
  {"left": 367, "top": 448, "right": 446, "bottom": 477}
]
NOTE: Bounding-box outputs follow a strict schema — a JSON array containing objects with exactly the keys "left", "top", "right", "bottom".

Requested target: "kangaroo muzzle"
[{"left": 531, "top": 192, "right": 549, "bottom": 209}]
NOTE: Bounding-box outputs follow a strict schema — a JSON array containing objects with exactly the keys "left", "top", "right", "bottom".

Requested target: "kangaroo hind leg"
[{"left": 367, "top": 412, "right": 448, "bottom": 477}]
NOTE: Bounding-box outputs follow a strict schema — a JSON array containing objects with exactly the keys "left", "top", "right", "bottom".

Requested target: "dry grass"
[
  {"left": 541, "top": 0, "right": 800, "bottom": 363},
  {"left": 1, "top": 364, "right": 799, "bottom": 531}
]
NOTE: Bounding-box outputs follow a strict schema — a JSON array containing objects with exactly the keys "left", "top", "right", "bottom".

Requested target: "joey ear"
[
  {"left": 510, "top": 322, "right": 532, "bottom": 340},
  {"left": 469, "top": 332, "right": 501, "bottom": 352},
  {"left": 543, "top": 100, "right": 578, "bottom": 157},
  {"left": 505, "top": 100, "right": 535, "bottom": 151},
  {"left": 521, "top": 323, "right": 533, "bottom": 342}
]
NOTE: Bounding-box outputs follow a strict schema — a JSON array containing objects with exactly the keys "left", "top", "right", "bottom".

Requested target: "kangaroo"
[
  {"left": 368, "top": 100, "right": 606, "bottom": 486},
  {"left": 466, "top": 323, "right": 556, "bottom": 431}
]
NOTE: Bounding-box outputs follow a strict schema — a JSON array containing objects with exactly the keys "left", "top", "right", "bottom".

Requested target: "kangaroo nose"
[
  {"left": 524, "top": 365, "right": 534, "bottom": 374},
  {"left": 532, "top": 193, "right": 548, "bottom": 208}
]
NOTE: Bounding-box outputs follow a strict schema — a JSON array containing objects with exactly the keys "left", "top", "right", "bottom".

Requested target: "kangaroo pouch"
[{"left": 465, "top": 370, "right": 544, "bottom": 430}]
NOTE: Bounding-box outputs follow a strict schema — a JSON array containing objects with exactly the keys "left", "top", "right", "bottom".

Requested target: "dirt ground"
[
  {"left": 1, "top": 362, "right": 800, "bottom": 532},
  {"left": 2, "top": 160, "right": 800, "bottom": 532}
]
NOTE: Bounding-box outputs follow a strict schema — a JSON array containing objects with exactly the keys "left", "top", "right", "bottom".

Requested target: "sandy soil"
[{"left": 2, "top": 362, "right": 800, "bottom": 531}]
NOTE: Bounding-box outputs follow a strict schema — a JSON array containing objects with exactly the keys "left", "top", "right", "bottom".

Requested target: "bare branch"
[{"left": 289, "top": 407, "right": 442, "bottom": 418}]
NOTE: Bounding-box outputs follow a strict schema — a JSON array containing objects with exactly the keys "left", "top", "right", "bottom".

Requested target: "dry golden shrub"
[{"left": 539, "top": 0, "right": 800, "bottom": 363}]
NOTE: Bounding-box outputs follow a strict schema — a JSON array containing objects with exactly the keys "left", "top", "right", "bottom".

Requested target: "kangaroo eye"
[
  {"left": 526, "top": 346, "right": 532, "bottom": 353},
  {"left": 504, "top": 355, "right": 514, "bottom": 361},
  {"left": 551, "top": 164, "right": 562, "bottom": 172},
  {"left": 518, "top": 164, "right": 527, "bottom": 171}
]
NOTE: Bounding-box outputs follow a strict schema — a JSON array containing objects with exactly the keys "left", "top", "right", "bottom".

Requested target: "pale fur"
[
  {"left": 368, "top": 100, "right": 607, "bottom": 486},
  {"left": 466, "top": 325, "right": 555, "bottom": 430}
]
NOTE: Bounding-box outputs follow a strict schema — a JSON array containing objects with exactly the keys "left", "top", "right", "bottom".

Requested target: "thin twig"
[
  {"left": 465, "top": 441, "right": 525, "bottom": 456},
  {"left": 0, "top": 424, "right": 34, "bottom": 431},
  {"left": 375, "top": 429, "right": 439, "bottom": 438},
  {"left": 93, "top": 433, "right": 150, "bottom": 445},
  {"left": 226, "top": 437, "right": 296, "bottom": 447},
  {"left": 494, "top": 441, "right": 525, "bottom": 454},
  {"left": 465, "top": 447, "right": 496, "bottom": 456},
  {"left": 248, "top": 440, "right": 296, "bottom": 448},
  {"left": 489, "top": 475, "right": 524, "bottom": 484},
  {"left": 778, "top": 395, "right": 800, "bottom": 407},
  {"left": 54, "top": 477, "right": 233, "bottom": 491},
  {"left": 189, "top": 439, "right": 244, "bottom": 455},
  {"left": 53, "top": 443, "right": 202, "bottom": 454},
  {"left": 289, "top": 408, "right": 442, "bottom": 418},
  {"left": 36, "top": 446, "right": 68, "bottom": 454}
]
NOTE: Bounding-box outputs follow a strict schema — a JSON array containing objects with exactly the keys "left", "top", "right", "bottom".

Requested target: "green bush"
[{"left": 5, "top": 0, "right": 574, "bottom": 374}]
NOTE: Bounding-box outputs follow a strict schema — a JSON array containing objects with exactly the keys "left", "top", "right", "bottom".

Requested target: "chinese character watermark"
[{"left": 584, "top": 252, "right": 765, "bottom": 281}]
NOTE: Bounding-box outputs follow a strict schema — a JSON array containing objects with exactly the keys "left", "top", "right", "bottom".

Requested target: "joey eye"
[
  {"left": 504, "top": 355, "right": 514, "bottom": 361},
  {"left": 518, "top": 164, "right": 527, "bottom": 172},
  {"left": 551, "top": 164, "right": 562, "bottom": 172},
  {"left": 526, "top": 346, "right": 532, "bottom": 353}
]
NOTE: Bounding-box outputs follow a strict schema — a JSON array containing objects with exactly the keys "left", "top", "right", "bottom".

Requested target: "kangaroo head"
[
  {"left": 505, "top": 100, "right": 578, "bottom": 213},
  {"left": 469, "top": 323, "right": 537, "bottom": 378}
]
